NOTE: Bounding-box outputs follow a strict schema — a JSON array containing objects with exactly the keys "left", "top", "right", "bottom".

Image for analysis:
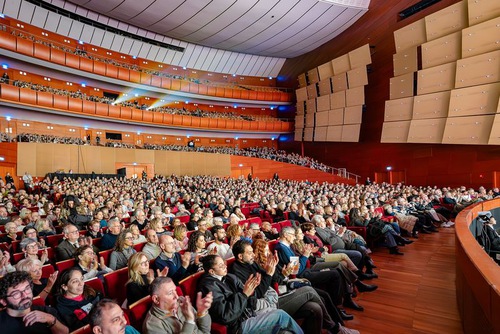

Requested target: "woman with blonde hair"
[
  {"left": 130, "top": 224, "right": 147, "bottom": 244},
  {"left": 172, "top": 224, "right": 188, "bottom": 251},
  {"left": 126, "top": 252, "right": 168, "bottom": 305},
  {"left": 148, "top": 217, "right": 167, "bottom": 236}
]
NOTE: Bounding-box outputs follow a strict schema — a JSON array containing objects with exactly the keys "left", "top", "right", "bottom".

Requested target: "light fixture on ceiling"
[{"left": 318, "top": 0, "right": 370, "bottom": 10}]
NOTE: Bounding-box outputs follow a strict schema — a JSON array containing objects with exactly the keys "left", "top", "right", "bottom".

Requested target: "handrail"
[{"left": 455, "top": 198, "right": 500, "bottom": 334}]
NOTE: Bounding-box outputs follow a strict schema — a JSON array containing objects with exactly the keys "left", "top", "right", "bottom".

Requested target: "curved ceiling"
[{"left": 59, "top": 0, "right": 370, "bottom": 58}]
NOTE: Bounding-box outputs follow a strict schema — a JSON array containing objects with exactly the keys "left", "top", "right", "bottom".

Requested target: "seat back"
[
  {"left": 178, "top": 271, "right": 204, "bottom": 302},
  {"left": 46, "top": 234, "right": 65, "bottom": 248},
  {"left": 56, "top": 259, "right": 76, "bottom": 272},
  {"left": 98, "top": 249, "right": 112, "bottom": 266},
  {"left": 85, "top": 277, "right": 105, "bottom": 295},
  {"left": 103, "top": 267, "right": 129, "bottom": 304},
  {"left": 41, "top": 264, "right": 55, "bottom": 279},
  {"left": 128, "top": 295, "right": 152, "bottom": 329},
  {"left": 70, "top": 324, "right": 91, "bottom": 334}
]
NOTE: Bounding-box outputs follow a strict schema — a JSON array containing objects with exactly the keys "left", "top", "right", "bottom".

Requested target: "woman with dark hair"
[
  {"left": 186, "top": 231, "right": 208, "bottom": 270},
  {"left": 109, "top": 229, "right": 136, "bottom": 270},
  {"left": 74, "top": 245, "right": 112, "bottom": 281},
  {"left": 54, "top": 267, "right": 101, "bottom": 331}
]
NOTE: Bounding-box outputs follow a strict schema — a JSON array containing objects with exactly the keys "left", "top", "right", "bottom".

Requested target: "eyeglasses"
[
  {"left": 83, "top": 251, "right": 95, "bottom": 256},
  {"left": 6, "top": 284, "right": 32, "bottom": 300},
  {"left": 68, "top": 230, "right": 79, "bottom": 234}
]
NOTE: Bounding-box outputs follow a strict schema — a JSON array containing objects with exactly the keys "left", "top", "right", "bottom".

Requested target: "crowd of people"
[
  {"left": 8, "top": 27, "right": 284, "bottom": 94},
  {"left": 16, "top": 133, "right": 86, "bottom": 145},
  {"left": 1, "top": 170, "right": 498, "bottom": 333},
  {"left": 9, "top": 78, "right": 279, "bottom": 122}
]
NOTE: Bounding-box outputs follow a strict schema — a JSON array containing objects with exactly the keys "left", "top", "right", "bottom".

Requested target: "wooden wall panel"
[
  {"left": 442, "top": 115, "right": 495, "bottom": 144},
  {"left": 328, "top": 108, "right": 344, "bottom": 125},
  {"left": 295, "top": 87, "right": 308, "bottom": 102},
  {"left": 381, "top": 121, "right": 411, "bottom": 143},
  {"left": 393, "top": 46, "right": 419, "bottom": 76},
  {"left": 462, "top": 16, "right": 500, "bottom": 59},
  {"left": 331, "top": 54, "right": 351, "bottom": 74},
  {"left": 295, "top": 115, "right": 305, "bottom": 128},
  {"left": 304, "top": 127, "right": 314, "bottom": 141},
  {"left": 345, "top": 86, "right": 365, "bottom": 106},
  {"left": 33, "top": 43, "right": 50, "bottom": 61},
  {"left": 296, "top": 101, "right": 305, "bottom": 114},
  {"left": 344, "top": 105, "right": 363, "bottom": 124},
  {"left": 306, "top": 84, "right": 318, "bottom": 99},
  {"left": 19, "top": 87, "right": 37, "bottom": 105},
  {"left": 315, "top": 111, "right": 329, "bottom": 127},
  {"left": 385, "top": 97, "right": 414, "bottom": 121},
  {"left": 79, "top": 58, "right": 93, "bottom": 73},
  {"left": 316, "top": 95, "right": 330, "bottom": 112},
  {"left": 413, "top": 91, "right": 451, "bottom": 119},
  {"left": 305, "top": 113, "right": 315, "bottom": 127},
  {"left": 53, "top": 94, "right": 68, "bottom": 110},
  {"left": 306, "top": 99, "right": 317, "bottom": 113},
  {"left": 317, "top": 62, "right": 334, "bottom": 80},
  {"left": 417, "top": 62, "right": 456, "bottom": 95},
  {"left": 425, "top": 1, "right": 468, "bottom": 41},
  {"left": 307, "top": 68, "right": 320, "bottom": 84},
  {"left": 421, "top": 31, "right": 462, "bottom": 69},
  {"left": 330, "top": 91, "right": 346, "bottom": 109},
  {"left": 467, "top": 0, "right": 500, "bottom": 26},
  {"left": 294, "top": 129, "right": 303, "bottom": 141},
  {"left": 298, "top": 73, "right": 307, "bottom": 87},
  {"left": 332, "top": 73, "right": 348, "bottom": 92},
  {"left": 488, "top": 110, "right": 500, "bottom": 145},
  {"left": 17, "top": 143, "right": 37, "bottom": 176},
  {"left": 394, "top": 18, "right": 427, "bottom": 52},
  {"left": 341, "top": 124, "right": 361, "bottom": 142},
  {"left": 407, "top": 118, "right": 447, "bottom": 143},
  {"left": 326, "top": 125, "right": 342, "bottom": 142},
  {"left": 348, "top": 44, "right": 372, "bottom": 69},
  {"left": 390, "top": 72, "right": 415, "bottom": 99},
  {"left": 455, "top": 50, "right": 500, "bottom": 88},
  {"left": 37, "top": 91, "right": 53, "bottom": 108},
  {"left": 448, "top": 83, "right": 500, "bottom": 117},
  {"left": 318, "top": 79, "right": 332, "bottom": 96},
  {"left": 314, "top": 126, "right": 328, "bottom": 142},
  {"left": 68, "top": 97, "right": 82, "bottom": 112},
  {"left": 347, "top": 68, "right": 369, "bottom": 88}
]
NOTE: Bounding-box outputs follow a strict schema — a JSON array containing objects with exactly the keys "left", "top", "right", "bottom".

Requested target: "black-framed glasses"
[{"left": 6, "top": 284, "right": 32, "bottom": 299}]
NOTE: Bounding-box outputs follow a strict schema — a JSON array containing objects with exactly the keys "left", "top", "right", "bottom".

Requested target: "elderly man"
[
  {"left": 89, "top": 299, "right": 139, "bottom": 334},
  {"left": 55, "top": 224, "right": 80, "bottom": 261},
  {"left": 142, "top": 229, "right": 161, "bottom": 260},
  {"left": 131, "top": 209, "right": 148, "bottom": 231},
  {"left": 154, "top": 235, "right": 197, "bottom": 284},
  {"left": 144, "top": 277, "right": 213, "bottom": 334},
  {"left": 99, "top": 217, "right": 122, "bottom": 251},
  {"left": 0, "top": 271, "right": 68, "bottom": 334}
]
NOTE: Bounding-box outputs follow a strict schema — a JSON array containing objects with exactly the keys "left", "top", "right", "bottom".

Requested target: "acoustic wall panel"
[
  {"left": 448, "top": 83, "right": 500, "bottom": 117},
  {"left": 341, "top": 124, "right": 361, "bottom": 142},
  {"left": 347, "top": 68, "right": 369, "bottom": 88},
  {"left": 381, "top": 121, "right": 411, "bottom": 143},
  {"left": 462, "top": 16, "right": 500, "bottom": 59},
  {"left": 328, "top": 109, "right": 344, "bottom": 125},
  {"left": 345, "top": 86, "right": 365, "bottom": 107},
  {"left": 316, "top": 95, "right": 331, "bottom": 112},
  {"left": 314, "top": 126, "right": 328, "bottom": 142},
  {"left": 442, "top": 115, "right": 494, "bottom": 144},
  {"left": 407, "top": 118, "right": 447, "bottom": 143},
  {"left": 344, "top": 106, "right": 363, "bottom": 125},
  {"left": 326, "top": 126, "right": 343, "bottom": 142},
  {"left": 315, "top": 111, "right": 329, "bottom": 126},
  {"left": 306, "top": 99, "right": 317, "bottom": 113},
  {"left": 304, "top": 127, "right": 314, "bottom": 142},
  {"left": 413, "top": 91, "right": 451, "bottom": 119},
  {"left": 394, "top": 19, "right": 427, "bottom": 52},
  {"left": 467, "top": 0, "right": 500, "bottom": 26},
  {"left": 294, "top": 129, "right": 303, "bottom": 141},
  {"left": 296, "top": 87, "right": 308, "bottom": 102},
  {"left": 348, "top": 44, "right": 372, "bottom": 69},
  {"left": 305, "top": 113, "right": 315, "bottom": 127},
  {"left": 307, "top": 68, "right": 320, "bottom": 84},
  {"left": 295, "top": 115, "right": 305, "bottom": 128},
  {"left": 296, "top": 101, "right": 305, "bottom": 115},
  {"left": 425, "top": 1, "right": 468, "bottom": 41},
  {"left": 332, "top": 73, "right": 348, "bottom": 92},
  {"left": 390, "top": 72, "right": 415, "bottom": 99},
  {"left": 298, "top": 73, "right": 307, "bottom": 88},
  {"left": 421, "top": 31, "right": 462, "bottom": 69},
  {"left": 318, "top": 62, "right": 334, "bottom": 80},
  {"left": 318, "top": 79, "right": 333, "bottom": 96},
  {"left": 488, "top": 108, "right": 500, "bottom": 144},
  {"left": 393, "top": 46, "right": 419, "bottom": 76},
  {"left": 385, "top": 97, "right": 414, "bottom": 121},
  {"left": 330, "top": 91, "right": 346, "bottom": 109},
  {"left": 455, "top": 50, "right": 500, "bottom": 88},
  {"left": 417, "top": 62, "right": 456, "bottom": 95},
  {"left": 306, "top": 84, "right": 318, "bottom": 99},
  {"left": 332, "top": 54, "right": 351, "bottom": 75}
]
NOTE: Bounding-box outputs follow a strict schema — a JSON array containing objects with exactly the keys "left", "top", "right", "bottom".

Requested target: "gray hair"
[
  {"left": 20, "top": 237, "right": 38, "bottom": 251},
  {"left": 15, "top": 257, "right": 42, "bottom": 272},
  {"left": 150, "top": 276, "right": 174, "bottom": 296},
  {"left": 63, "top": 223, "right": 78, "bottom": 235},
  {"left": 280, "top": 226, "right": 295, "bottom": 238}
]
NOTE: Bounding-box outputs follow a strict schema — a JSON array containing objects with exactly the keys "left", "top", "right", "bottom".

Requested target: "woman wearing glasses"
[
  {"left": 126, "top": 252, "right": 168, "bottom": 305},
  {"left": 74, "top": 245, "right": 112, "bottom": 281},
  {"left": 109, "top": 229, "right": 136, "bottom": 270}
]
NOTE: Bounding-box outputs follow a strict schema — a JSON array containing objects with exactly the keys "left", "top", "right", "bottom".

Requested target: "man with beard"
[
  {"left": 207, "top": 225, "right": 233, "bottom": 259},
  {"left": 0, "top": 271, "right": 68, "bottom": 334}
]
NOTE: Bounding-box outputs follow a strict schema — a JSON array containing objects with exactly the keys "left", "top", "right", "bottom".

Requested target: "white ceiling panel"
[
  {"left": 31, "top": 6, "right": 50, "bottom": 27},
  {"left": 79, "top": 25, "right": 95, "bottom": 44},
  {"left": 101, "top": 31, "right": 115, "bottom": 49},
  {"left": 110, "top": 34, "right": 125, "bottom": 52},
  {"left": 146, "top": 45, "right": 160, "bottom": 60},
  {"left": 120, "top": 37, "right": 134, "bottom": 55},
  {"left": 185, "top": 45, "right": 204, "bottom": 69},
  {"left": 128, "top": 40, "right": 142, "bottom": 57},
  {"left": 228, "top": 53, "right": 247, "bottom": 75},
  {"left": 137, "top": 43, "right": 151, "bottom": 58},
  {"left": 0, "top": 0, "right": 6, "bottom": 15},
  {"left": 44, "top": 11, "right": 60, "bottom": 32},
  {"left": 154, "top": 47, "right": 168, "bottom": 63},
  {"left": 214, "top": 51, "right": 232, "bottom": 73},
  {"left": 18, "top": 1, "right": 36, "bottom": 23},
  {"left": 3, "top": 0, "right": 21, "bottom": 19},
  {"left": 89, "top": 27, "right": 105, "bottom": 45},
  {"left": 197, "top": 48, "right": 218, "bottom": 70},
  {"left": 68, "top": 20, "right": 84, "bottom": 40}
]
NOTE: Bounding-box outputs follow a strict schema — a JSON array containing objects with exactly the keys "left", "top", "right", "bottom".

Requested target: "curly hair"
[
  {"left": 252, "top": 238, "right": 268, "bottom": 268},
  {"left": 0, "top": 271, "right": 33, "bottom": 299},
  {"left": 186, "top": 231, "right": 205, "bottom": 253}
]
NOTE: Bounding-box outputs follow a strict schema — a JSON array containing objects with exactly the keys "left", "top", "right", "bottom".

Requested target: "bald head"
[{"left": 159, "top": 235, "right": 175, "bottom": 254}]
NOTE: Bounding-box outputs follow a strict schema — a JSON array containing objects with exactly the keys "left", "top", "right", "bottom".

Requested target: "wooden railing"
[
  {"left": 0, "top": 84, "right": 293, "bottom": 133},
  {"left": 0, "top": 30, "right": 292, "bottom": 103},
  {"left": 455, "top": 198, "right": 500, "bottom": 334}
]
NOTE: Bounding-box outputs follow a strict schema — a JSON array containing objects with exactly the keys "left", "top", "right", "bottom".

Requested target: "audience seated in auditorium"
[
  {"left": 55, "top": 224, "right": 81, "bottom": 261},
  {"left": 89, "top": 299, "right": 140, "bottom": 334},
  {"left": 109, "top": 229, "right": 136, "bottom": 270}
]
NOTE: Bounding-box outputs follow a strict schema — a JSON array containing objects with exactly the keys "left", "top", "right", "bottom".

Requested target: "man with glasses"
[
  {"left": 206, "top": 226, "right": 233, "bottom": 259},
  {"left": 0, "top": 271, "right": 68, "bottom": 334},
  {"left": 144, "top": 276, "right": 213, "bottom": 334},
  {"left": 55, "top": 224, "right": 80, "bottom": 261},
  {"left": 197, "top": 219, "right": 213, "bottom": 242},
  {"left": 100, "top": 217, "right": 122, "bottom": 251}
]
